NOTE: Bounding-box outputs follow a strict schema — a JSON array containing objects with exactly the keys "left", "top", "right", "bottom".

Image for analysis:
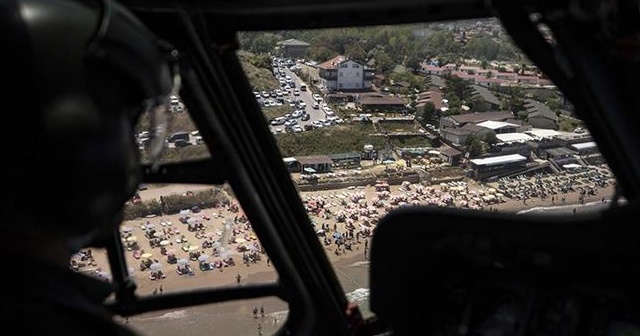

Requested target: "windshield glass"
[
  {"left": 136, "top": 97, "right": 211, "bottom": 165},
  {"left": 242, "top": 20, "right": 616, "bottom": 216},
  {"left": 239, "top": 18, "right": 617, "bottom": 319},
  {"left": 77, "top": 17, "right": 619, "bottom": 336}
]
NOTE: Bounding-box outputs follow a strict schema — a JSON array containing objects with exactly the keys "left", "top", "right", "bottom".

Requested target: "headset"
[{"left": 1, "top": 0, "right": 176, "bottom": 244}]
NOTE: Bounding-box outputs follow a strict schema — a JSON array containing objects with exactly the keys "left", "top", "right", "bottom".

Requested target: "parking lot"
[{"left": 258, "top": 57, "right": 345, "bottom": 134}]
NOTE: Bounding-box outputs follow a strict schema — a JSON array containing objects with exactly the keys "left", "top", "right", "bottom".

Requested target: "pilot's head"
[{"left": 1, "top": 0, "right": 175, "bottom": 247}]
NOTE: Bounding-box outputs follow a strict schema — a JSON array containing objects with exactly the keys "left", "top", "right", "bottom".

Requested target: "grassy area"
[
  {"left": 274, "top": 123, "right": 386, "bottom": 157},
  {"left": 238, "top": 51, "right": 280, "bottom": 92},
  {"left": 377, "top": 121, "right": 418, "bottom": 133},
  {"left": 557, "top": 115, "right": 585, "bottom": 132},
  {"left": 389, "top": 136, "right": 433, "bottom": 148},
  {"left": 262, "top": 105, "right": 296, "bottom": 121}
]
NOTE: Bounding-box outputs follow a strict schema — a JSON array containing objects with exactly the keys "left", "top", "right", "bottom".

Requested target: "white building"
[{"left": 317, "top": 55, "right": 374, "bottom": 91}]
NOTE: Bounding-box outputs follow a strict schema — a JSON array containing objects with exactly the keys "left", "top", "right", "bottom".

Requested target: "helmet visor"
[{"left": 138, "top": 58, "right": 181, "bottom": 168}]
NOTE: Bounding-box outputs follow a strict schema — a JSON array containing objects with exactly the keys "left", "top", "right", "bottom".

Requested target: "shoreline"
[
  {"left": 74, "top": 165, "right": 617, "bottom": 335},
  {"left": 83, "top": 166, "right": 616, "bottom": 294}
]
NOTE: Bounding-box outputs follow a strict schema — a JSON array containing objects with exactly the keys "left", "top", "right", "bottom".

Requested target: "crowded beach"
[{"left": 71, "top": 164, "right": 616, "bottom": 296}]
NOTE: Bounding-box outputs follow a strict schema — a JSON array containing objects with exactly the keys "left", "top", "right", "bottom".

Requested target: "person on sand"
[{"left": 1, "top": 0, "right": 175, "bottom": 334}]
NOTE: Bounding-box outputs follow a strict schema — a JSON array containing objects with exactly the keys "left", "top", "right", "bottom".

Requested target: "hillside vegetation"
[{"left": 274, "top": 124, "right": 386, "bottom": 157}]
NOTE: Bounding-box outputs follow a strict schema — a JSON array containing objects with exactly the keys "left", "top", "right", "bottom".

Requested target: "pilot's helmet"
[{"left": 1, "top": 0, "right": 176, "bottom": 239}]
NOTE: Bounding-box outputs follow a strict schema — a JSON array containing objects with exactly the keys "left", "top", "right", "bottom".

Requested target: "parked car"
[{"left": 174, "top": 139, "right": 191, "bottom": 147}]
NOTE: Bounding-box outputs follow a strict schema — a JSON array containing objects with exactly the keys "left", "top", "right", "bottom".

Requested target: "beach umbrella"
[
  {"left": 126, "top": 236, "right": 138, "bottom": 242},
  {"left": 235, "top": 238, "right": 247, "bottom": 243},
  {"left": 96, "top": 271, "right": 110, "bottom": 279},
  {"left": 141, "top": 253, "right": 153, "bottom": 259},
  {"left": 177, "top": 258, "right": 189, "bottom": 265},
  {"left": 188, "top": 245, "right": 200, "bottom": 252},
  {"left": 145, "top": 223, "right": 156, "bottom": 229},
  {"left": 220, "top": 249, "right": 233, "bottom": 261},
  {"left": 212, "top": 241, "right": 222, "bottom": 249},
  {"left": 198, "top": 254, "right": 210, "bottom": 262},
  {"left": 160, "top": 240, "right": 170, "bottom": 246},
  {"left": 150, "top": 262, "right": 163, "bottom": 271}
]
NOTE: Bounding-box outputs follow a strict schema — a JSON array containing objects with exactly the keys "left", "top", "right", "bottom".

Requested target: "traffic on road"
[{"left": 258, "top": 57, "right": 345, "bottom": 134}]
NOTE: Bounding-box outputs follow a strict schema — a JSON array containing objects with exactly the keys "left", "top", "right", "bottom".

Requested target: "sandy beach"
[{"left": 75, "top": 165, "right": 617, "bottom": 335}]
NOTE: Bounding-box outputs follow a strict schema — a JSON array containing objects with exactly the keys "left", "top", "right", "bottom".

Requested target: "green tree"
[
  {"left": 517, "top": 110, "right": 529, "bottom": 120},
  {"left": 427, "top": 30, "right": 457, "bottom": 54},
  {"left": 249, "top": 33, "right": 280, "bottom": 54},
  {"left": 483, "top": 132, "right": 499, "bottom": 146},
  {"left": 466, "top": 36, "right": 499, "bottom": 61},
  {"left": 371, "top": 49, "right": 394, "bottom": 74},
  {"left": 308, "top": 46, "right": 337, "bottom": 63},
  {"left": 545, "top": 99, "right": 562, "bottom": 113},
  {"left": 443, "top": 75, "right": 474, "bottom": 108},
  {"left": 510, "top": 96, "right": 527, "bottom": 116},
  {"left": 419, "top": 101, "right": 437, "bottom": 123},
  {"left": 443, "top": 106, "right": 462, "bottom": 116},
  {"left": 465, "top": 135, "right": 484, "bottom": 158},
  {"left": 405, "top": 53, "right": 424, "bottom": 74},
  {"left": 345, "top": 43, "right": 367, "bottom": 63}
]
